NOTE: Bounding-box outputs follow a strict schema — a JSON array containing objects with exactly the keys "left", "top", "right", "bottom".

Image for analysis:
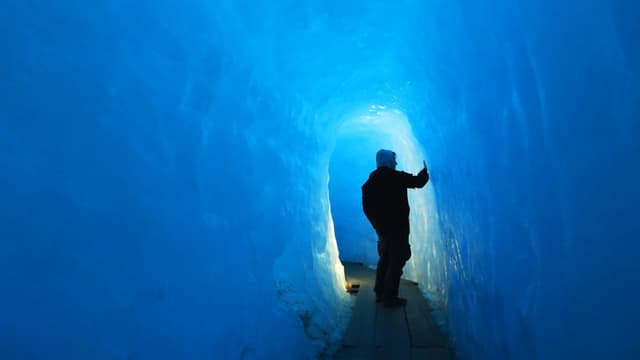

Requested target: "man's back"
[{"left": 362, "top": 167, "right": 428, "bottom": 235}]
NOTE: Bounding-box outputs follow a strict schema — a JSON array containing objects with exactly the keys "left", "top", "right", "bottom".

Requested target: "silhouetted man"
[{"left": 362, "top": 149, "right": 429, "bottom": 308}]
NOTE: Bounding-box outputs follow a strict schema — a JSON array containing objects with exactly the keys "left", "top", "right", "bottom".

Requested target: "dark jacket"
[{"left": 362, "top": 167, "right": 429, "bottom": 236}]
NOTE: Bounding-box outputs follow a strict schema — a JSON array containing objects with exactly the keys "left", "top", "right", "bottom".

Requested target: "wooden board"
[
  {"left": 341, "top": 263, "right": 377, "bottom": 348},
  {"left": 374, "top": 304, "right": 411, "bottom": 359},
  {"left": 334, "top": 262, "right": 454, "bottom": 360},
  {"left": 411, "top": 347, "right": 454, "bottom": 360},
  {"left": 400, "top": 280, "right": 446, "bottom": 348}
]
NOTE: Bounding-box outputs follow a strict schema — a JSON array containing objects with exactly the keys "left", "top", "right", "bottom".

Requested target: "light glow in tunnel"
[
  {"left": 1, "top": 0, "right": 640, "bottom": 359},
  {"left": 328, "top": 107, "right": 446, "bottom": 309}
]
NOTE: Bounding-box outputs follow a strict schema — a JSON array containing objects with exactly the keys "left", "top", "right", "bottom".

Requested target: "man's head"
[{"left": 376, "top": 149, "right": 397, "bottom": 170}]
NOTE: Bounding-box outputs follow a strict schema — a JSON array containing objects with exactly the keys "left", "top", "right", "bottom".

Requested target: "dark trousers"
[{"left": 374, "top": 232, "right": 411, "bottom": 301}]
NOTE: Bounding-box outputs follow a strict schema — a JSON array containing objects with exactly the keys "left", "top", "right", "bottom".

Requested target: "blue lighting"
[{"left": 1, "top": 0, "right": 639, "bottom": 359}]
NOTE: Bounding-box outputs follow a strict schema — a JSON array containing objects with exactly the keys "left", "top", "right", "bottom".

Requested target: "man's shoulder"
[
  {"left": 370, "top": 167, "right": 411, "bottom": 179},
  {"left": 388, "top": 169, "right": 413, "bottom": 179}
]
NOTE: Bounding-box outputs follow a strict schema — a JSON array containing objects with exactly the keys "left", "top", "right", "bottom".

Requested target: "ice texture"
[{"left": 1, "top": 0, "right": 639, "bottom": 359}]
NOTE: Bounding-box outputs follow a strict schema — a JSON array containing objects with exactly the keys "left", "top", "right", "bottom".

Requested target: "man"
[{"left": 362, "top": 149, "right": 429, "bottom": 307}]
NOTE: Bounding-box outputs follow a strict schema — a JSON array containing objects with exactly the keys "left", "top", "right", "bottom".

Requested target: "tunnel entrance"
[
  {"left": 327, "top": 106, "right": 449, "bottom": 331},
  {"left": 327, "top": 107, "right": 435, "bottom": 271}
]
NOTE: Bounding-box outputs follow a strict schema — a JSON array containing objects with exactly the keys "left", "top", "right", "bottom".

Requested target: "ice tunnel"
[{"left": 1, "top": 0, "right": 639, "bottom": 359}]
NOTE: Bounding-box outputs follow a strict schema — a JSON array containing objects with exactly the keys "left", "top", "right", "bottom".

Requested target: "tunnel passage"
[{"left": 328, "top": 107, "right": 447, "bottom": 305}]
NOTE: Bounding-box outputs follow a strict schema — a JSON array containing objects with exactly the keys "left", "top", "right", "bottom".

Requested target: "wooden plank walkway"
[{"left": 334, "top": 262, "right": 454, "bottom": 360}]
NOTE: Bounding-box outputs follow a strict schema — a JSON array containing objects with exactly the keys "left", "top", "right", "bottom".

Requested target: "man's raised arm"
[{"left": 401, "top": 160, "right": 429, "bottom": 188}]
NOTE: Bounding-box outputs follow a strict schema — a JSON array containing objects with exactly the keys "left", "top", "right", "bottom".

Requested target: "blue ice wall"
[
  {"left": 1, "top": 1, "right": 348, "bottom": 358},
  {"left": 2, "top": 0, "right": 640, "bottom": 359},
  {"left": 409, "top": 1, "right": 640, "bottom": 358}
]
